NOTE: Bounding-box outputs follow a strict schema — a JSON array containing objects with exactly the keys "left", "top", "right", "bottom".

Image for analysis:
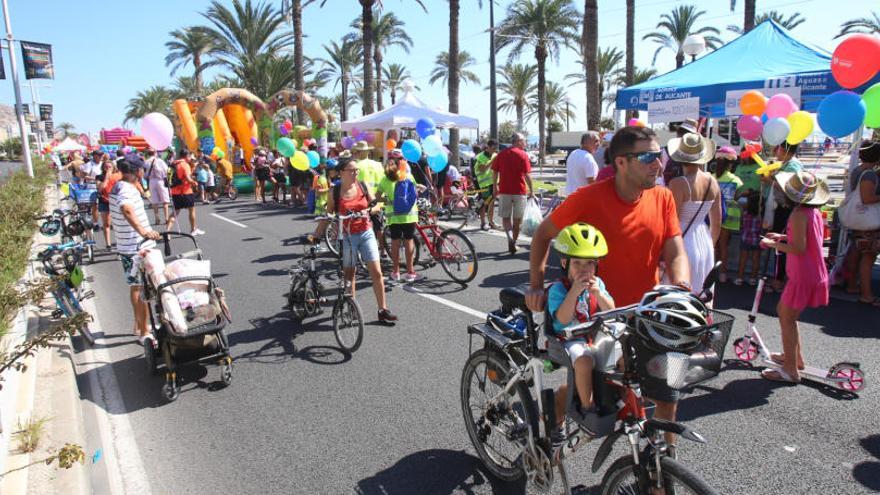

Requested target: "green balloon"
[
  {"left": 277, "top": 137, "right": 296, "bottom": 157},
  {"left": 863, "top": 82, "right": 880, "bottom": 128}
]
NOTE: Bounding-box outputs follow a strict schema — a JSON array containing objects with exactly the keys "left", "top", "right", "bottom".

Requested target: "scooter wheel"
[
  {"left": 830, "top": 364, "right": 865, "bottom": 392},
  {"left": 733, "top": 337, "right": 758, "bottom": 362}
]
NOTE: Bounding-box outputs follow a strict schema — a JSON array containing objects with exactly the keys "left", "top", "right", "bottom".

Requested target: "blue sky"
[{"left": 0, "top": 0, "right": 876, "bottom": 139}]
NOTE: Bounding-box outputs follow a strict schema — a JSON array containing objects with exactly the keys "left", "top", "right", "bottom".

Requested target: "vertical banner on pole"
[
  {"left": 0, "top": 49, "right": 5, "bottom": 80},
  {"left": 19, "top": 41, "right": 54, "bottom": 79},
  {"left": 19, "top": 103, "right": 29, "bottom": 115},
  {"left": 43, "top": 120, "right": 53, "bottom": 136},
  {"left": 39, "top": 103, "right": 52, "bottom": 121}
]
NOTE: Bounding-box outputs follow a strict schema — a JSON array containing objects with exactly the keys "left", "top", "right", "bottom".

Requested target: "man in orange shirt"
[
  {"left": 526, "top": 126, "right": 691, "bottom": 449},
  {"left": 168, "top": 149, "right": 204, "bottom": 235}
]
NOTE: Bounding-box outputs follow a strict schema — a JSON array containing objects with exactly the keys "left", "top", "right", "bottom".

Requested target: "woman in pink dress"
[{"left": 759, "top": 171, "right": 830, "bottom": 383}]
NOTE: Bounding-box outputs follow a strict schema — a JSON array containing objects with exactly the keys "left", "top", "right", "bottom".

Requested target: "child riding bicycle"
[{"left": 546, "top": 223, "right": 617, "bottom": 429}]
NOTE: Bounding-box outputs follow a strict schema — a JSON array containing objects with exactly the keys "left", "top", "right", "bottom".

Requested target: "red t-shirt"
[
  {"left": 491, "top": 147, "right": 531, "bottom": 195},
  {"left": 549, "top": 178, "right": 682, "bottom": 306},
  {"left": 171, "top": 160, "right": 194, "bottom": 196},
  {"left": 337, "top": 183, "right": 371, "bottom": 234}
]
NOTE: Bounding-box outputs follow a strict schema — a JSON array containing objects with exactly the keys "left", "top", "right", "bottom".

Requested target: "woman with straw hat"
[
  {"left": 759, "top": 170, "right": 831, "bottom": 383},
  {"left": 666, "top": 132, "right": 723, "bottom": 293}
]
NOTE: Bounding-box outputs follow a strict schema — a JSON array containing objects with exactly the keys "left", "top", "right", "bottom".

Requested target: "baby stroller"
[{"left": 138, "top": 232, "right": 232, "bottom": 402}]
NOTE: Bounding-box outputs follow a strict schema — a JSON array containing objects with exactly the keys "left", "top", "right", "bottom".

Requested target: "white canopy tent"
[
  {"left": 341, "top": 81, "right": 479, "bottom": 133},
  {"left": 53, "top": 137, "right": 87, "bottom": 152}
]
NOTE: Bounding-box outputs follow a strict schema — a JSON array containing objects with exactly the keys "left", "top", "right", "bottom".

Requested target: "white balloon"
[{"left": 762, "top": 117, "right": 791, "bottom": 146}]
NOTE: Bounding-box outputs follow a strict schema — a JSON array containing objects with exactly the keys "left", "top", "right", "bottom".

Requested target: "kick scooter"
[{"left": 731, "top": 276, "right": 865, "bottom": 392}]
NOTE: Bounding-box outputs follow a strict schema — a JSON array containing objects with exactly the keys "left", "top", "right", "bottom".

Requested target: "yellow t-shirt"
[{"left": 356, "top": 159, "right": 383, "bottom": 196}]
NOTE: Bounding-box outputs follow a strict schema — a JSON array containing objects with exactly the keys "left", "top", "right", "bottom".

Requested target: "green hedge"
[{"left": 0, "top": 163, "right": 51, "bottom": 337}]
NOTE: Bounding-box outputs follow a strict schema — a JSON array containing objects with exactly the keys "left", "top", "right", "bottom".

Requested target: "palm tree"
[
  {"left": 55, "top": 122, "right": 75, "bottom": 139},
  {"left": 497, "top": 0, "right": 579, "bottom": 166},
  {"left": 607, "top": 66, "right": 657, "bottom": 114},
  {"left": 836, "top": 11, "right": 880, "bottom": 38},
  {"left": 320, "top": 0, "right": 425, "bottom": 116},
  {"left": 582, "top": 0, "right": 599, "bottom": 129},
  {"left": 729, "top": 0, "right": 757, "bottom": 34},
  {"left": 495, "top": 63, "right": 536, "bottom": 132},
  {"left": 567, "top": 46, "right": 623, "bottom": 128},
  {"left": 283, "top": 0, "right": 319, "bottom": 123},
  {"left": 231, "top": 53, "right": 297, "bottom": 101},
  {"left": 643, "top": 5, "right": 722, "bottom": 68},
  {"left": 348, "top": 11, "right": 413, "bottom": 111},
  {"left": 529, "top": 81, "right": 575, "bottom": 142},
  {"left": 316, "top": 39, "right": 362, "bottom": 123},
  {"left": 200, "top": 0, "right": 293, "bottom": 76},
  {"left": 429, "top": 51, "right": 481, "bottom": 88},
  {"left": 124, "top": 86, "right": 174, "bottom": 126},
  {"left": 164, "top": 26, "right": 219, "bottom": 93},
  {"left": 382, "top": 63, "right": 411, "bottom": 105},
  {"left": 727, "top": 11, "right": 805, "bottom": 34}
]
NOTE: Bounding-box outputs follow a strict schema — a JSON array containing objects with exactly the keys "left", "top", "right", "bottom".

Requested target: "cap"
[{"left": 117, "top": 155, "right": 146, "bottom": 174}]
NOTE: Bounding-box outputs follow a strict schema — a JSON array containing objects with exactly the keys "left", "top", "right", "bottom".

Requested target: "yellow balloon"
[
  {"left": 785, "top": 110, "right": 814, "bottom": 145},
  {"left": 292, "top": 150, "right": 310, "bottom": 171}
]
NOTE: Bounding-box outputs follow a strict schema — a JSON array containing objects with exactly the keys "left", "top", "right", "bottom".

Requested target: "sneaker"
[
  {"left": 551, "top": 425, "right": 567, "bottom": 452},
  {"left": 191, "top": 229, "right": 206, "bottom": 236},
  {"left": 481, "top": 222, "right": 489, "bottom": 231},
  {"left": 733, "top": 278, "right": 743, "bottom": 286},
  {"left": 404, "top": 272, "right": 420, "bottom": 283},
  {"left": 137, "top": 334, "right": 156, "bottom": 347},
  {"left": 378, "top": 308, "right": 398, "bottom": 322},
  {"left": 388, "top": 271, "right": 400, "bottom": 282}
]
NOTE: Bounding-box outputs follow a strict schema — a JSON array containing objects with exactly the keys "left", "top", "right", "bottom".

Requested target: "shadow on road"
[
  {"left": 229, "top": 311, "right": 352, "bottom": 366},
  {"left": 355, "top": 448, "right": 524, "bottom": 495},
  {"left": 854, "top": 435, "right": 880, "bottom": 492}
]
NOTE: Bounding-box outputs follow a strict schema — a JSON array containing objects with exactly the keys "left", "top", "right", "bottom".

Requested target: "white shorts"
[
  {"left": 498, "top": 194, "right": 527, "bottom": 219},
  {"left": 563, "top": 331, "right": 621, "bottom": 371}
]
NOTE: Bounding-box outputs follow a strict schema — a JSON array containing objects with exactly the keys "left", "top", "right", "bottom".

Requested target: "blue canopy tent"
[{"left": 616, "top": 20, "right": 880, "bottom": 118}]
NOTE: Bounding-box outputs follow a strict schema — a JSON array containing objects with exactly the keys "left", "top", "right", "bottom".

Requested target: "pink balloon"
[
  {"left": 141, "top": 112, "right": 174, "bottom": 150},
  {"left": 764, "top": 94, "right": 798, "bottom": 119},
  {"left": 736, "top": 115, "right": 763, "bottom": 141},
  {"left": 364, "top": 133, "right": 375, "bottom": 143},
  {"left": 627, "top": 118, "right": 640, "bottom": 126},
  {"left": 351, "top": 127, "right": 360, "bottom": 137}
]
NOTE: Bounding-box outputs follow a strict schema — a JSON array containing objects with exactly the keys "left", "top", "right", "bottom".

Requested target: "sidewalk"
[{"left": 0, "top": 185, "right": 90, "bottom": 494}]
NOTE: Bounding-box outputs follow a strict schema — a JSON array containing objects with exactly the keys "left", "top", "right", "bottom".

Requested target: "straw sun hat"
[
  {"left": 774, "top": 170, "right": 830, "bottom": 206},
  {"left": 352, "top": 140, "right": 373, "bottom": 152},
  {"left": 667, "top": 132, "right": 717, "bottom": 165}
]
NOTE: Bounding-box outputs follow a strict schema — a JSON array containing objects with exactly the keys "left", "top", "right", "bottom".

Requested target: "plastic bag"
[{"left": 521, "top": 198, "right": 543, "bottom": 237}]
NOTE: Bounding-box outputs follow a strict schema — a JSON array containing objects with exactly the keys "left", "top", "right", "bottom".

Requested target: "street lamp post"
[
  {"left": 682, "top": 34, "right": 706, "bottom": 63},
  {"left": 1, "top": 0, "right": 33, "bottom": 177},
  {"left": 488, "top": 0, "right": 497, "bottom": 141}
]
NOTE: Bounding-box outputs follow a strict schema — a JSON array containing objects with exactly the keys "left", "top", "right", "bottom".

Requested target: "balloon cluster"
[
  {"left": 279, "top": 119, "right": 293, "bottom": 136},
  {"left": 414, "top": 118, "right": 448, "bottom": 172},
  {"left": 736, "top": 34, "right": 880, "bottom": 144}
]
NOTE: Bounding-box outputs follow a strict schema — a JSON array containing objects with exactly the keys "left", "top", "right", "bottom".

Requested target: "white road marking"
[
  {"left": 403, "top": 285, "right": 485, "bottom": 319},
  {"left": 211, "top": 213, "right": 248, "bottom": 228},
  {"left": 437, "top": 220, "right": 533, "bottom": 243}
]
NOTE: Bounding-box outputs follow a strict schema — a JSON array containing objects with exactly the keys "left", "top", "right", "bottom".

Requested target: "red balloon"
[
  {"left": 831, "top": 34, "right": 880, "bottom": 89},
  {"left": 283, "top": 120, "right": 293, "bottom": 130}
]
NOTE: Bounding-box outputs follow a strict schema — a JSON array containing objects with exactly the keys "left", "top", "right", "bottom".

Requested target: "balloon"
[
  {"left": 440, "top": 128, "right": 450, "bottom": 143},
  {"left": 626, "top": 118, "right": 644, "bottom": 127},
  {"left": 306, "top": 150, "right": 320, "bottom": 169},
  {"left": 385, "top": 139, "right": 397, "bottom": 151},
  {"left": 863, "top": 82, "right": 880, "bottom": 128},
  {"left": 739, "top": 90, "right": 767, "bottom": 116},
  {"left": 761, "top": 113, "right": 768, "bottom": 124},
  {"left": 416, "top": 118, "right": 435, "bottom": 139},
  {"left": 422, "top": 135, "right": 443, "bottom": 157},
  {"left": 215, "top": 149, "right": 225, "bottom": 159},
  {"left": 284, "top": 119, "right": 293, "bottom": 130},
  {"left": 401, "top": 139, "right": 422, "bottom": 162},
  {"left": 279, "top": 125, "right": 289, "bottom": 136},
  {"left": 762, "top": 117, "right": 790, "bottom": 146},
  {"left": 831, "top": 34, "right": 880, "bottom": 89},
  {"left": 364, "top": 132, "right": 375, "bottom": 143},
  {"left": 764, "top": 94, "right": 798, "bottom": 119},
  {"left": 351, "top": 127, "right": 360, "bottom": 137},
  {"left": 141, "top": 112, "right": 174, "bottom": 150},
  {"left": 427, "top": 151, "right": 448, "bottom": 172},
  {"left": 291, "top": 150, "right": 310, "bottom": 171},
  {"left": 736, "top": 115, "right": 763, "bottom": 141},
  {"left": 250, "top": 137, "right": 259, "bottom": 146},
  {"left": 817, "top": 90, "right": 867, "bottom": 138},
  {"left": 277, "top": 137, "right": 296, "bottom": 157},
  {"left": 785, "top": 111, "right": 814, "bottom": 145}
]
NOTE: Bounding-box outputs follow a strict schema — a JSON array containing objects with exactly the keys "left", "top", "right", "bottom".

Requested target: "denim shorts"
[{"left": 342, "top": 228, "right": 379, "bottom": 268}]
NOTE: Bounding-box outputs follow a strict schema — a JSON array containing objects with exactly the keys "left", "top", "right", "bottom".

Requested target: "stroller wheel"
[
  {"left": 143, "top": 340, "right": 159, "bottom": 375},
  {"left": 163, "top": 372, "right": 179, "bottom": 402},
  {"left": 220, "top": 356, "right": 233, "bottom": 386}
]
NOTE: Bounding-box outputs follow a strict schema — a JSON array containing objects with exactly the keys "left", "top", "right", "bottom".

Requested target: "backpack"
[
  {"left": 169, "top": 160, "right": 184, "bottom": 188},
  {"left": 332, "top": 180, "right": 370, "bottom": 214},
  {"left": 393, "top": 178, "right": 417, "bottom": 215}
]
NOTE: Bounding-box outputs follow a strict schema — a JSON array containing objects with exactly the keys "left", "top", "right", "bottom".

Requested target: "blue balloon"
[
  {"left": 422, "top": 135, "right": 443, "bottom": 157},
  {"left": 760, "top": 113, "right": 768, "bottom": 124},
  {"left": 401, "top": 139, "right": 422, "bottom": 162},
  {"left": 817, "top": 90, "right": 867, "bottom": 138},
  {"left": 416, "top": 117, "right": 435, "bottom": 139},
  {"left": 306, "top": 150, "right": 321, "bottom": 168},
  {"left": 427, "top": 151, "right": 448, "bottom": 173},
  {"left": 440, "top": 128, "right": 450, "bottom": 143}
]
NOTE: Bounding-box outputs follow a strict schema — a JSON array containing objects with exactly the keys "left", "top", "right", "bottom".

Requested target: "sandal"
[
  {"left": 761, "top": 368, "right": 800, "bottom": 384},
  {"left": 769, "top": 353, "right": 805, "bottom": 370},
  {"left": 857, "top": 297, "right": 880, "bottom": 307}
]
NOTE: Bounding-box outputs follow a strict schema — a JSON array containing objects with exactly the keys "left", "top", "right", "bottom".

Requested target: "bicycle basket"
[{"left": 634, "top": 309, "right": 735, "bottom": 390}]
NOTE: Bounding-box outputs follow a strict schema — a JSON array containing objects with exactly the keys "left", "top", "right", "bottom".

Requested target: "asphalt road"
[{"left": 73, "top": 196, "right": 879, "bottom": 494}]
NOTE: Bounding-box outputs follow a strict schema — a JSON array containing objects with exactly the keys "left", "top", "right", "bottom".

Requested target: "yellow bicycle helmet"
[{"left": 553, "top": 223, "right": 608, "bottom": 259}]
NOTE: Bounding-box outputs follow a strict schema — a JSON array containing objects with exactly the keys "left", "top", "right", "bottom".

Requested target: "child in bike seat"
[{"left": 547, "top": 223, "right": 617, "bottom": 427}]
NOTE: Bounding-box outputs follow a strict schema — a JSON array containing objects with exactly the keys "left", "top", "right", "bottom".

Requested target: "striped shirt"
[{"left": 109, "top": 180, "right": 154, "bottom": 255}]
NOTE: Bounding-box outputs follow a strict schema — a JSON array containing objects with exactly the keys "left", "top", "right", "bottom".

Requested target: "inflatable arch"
[
  {"left": 195, "top": 88, "right": 267, "bottom": 163},
  {"left": 268, "top": 90, "right": 330, "bottom": 158}
]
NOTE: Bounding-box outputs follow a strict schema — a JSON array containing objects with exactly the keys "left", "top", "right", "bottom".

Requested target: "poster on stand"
[
  {"left": 44, "top": 120, "right": 53, "bottom": 135},
  {"left": 39, "top": 104, "right": 52, "bottom": 121},
  {"left": 20, "top": 41, "right": 54, "bottom": 79},
  {"left": 647, "top": 97, "right": 701, "bottom": 124}
]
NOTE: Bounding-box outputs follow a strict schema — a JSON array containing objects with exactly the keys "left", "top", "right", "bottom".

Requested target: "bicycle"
[
  {"left": 535, "top": 188, "right": 564, "bottom": 217},
  {"left": 37, "top": 209, "right": 96, "bottom": 263},
  {"left": 37, "top": 239, "right": 97, "bottom": 274},
  {"left": 408, "top": 199, "right": 478, "bottom": 284},
  {"left": 461, "top": 271, "right": 729, "bottom": 494},
  {"left": 36, "top": 250, "right": 96, "bottom": 346},
  {"left": 290, "top": 211, "right": 366, "bottom": 353}
]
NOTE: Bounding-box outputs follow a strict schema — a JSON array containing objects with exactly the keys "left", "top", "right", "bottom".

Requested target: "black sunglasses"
[{"left": 622, "top": 151, "right": 662, "bottom": 164}]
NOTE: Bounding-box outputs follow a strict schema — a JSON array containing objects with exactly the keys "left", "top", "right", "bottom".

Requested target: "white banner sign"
[
  {"left": 647, "top": 97, "right": 701, "bottom": 124},
  {"left": 725, "top": 87, "right": 801, "bottom": 116}
]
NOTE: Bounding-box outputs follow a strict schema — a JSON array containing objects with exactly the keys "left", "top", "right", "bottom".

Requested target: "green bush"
[{"left": 0, "top": 164, "right": 51, "bottom": 338}]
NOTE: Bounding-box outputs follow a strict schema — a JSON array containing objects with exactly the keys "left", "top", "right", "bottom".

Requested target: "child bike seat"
[{"left": 499, "top": 287, "right": 528, "bottom": 313}]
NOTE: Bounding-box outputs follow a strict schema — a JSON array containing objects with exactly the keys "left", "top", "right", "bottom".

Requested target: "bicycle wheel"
[
  {"left": 436, "top": 229, "right": 478, "bottom": 284},
  {"left": 86, "top": 243, "right": 94, "bottom": 264},
  {"left": 381, "top": 226, "right": 421, "bottom": 270},
  {"left": 325, "top": 221, "right": 340, "bottom": 257},
  {"left": 600, "top": 454, "right": 718, "bottom": 495},
  {"left": 58, "top": 287, "right": 94, "bottom": 346},
  {"left": 288, "top": 274, "right": 308, "bottom": 321},
  {"left": 460, "top": 348, "right": 537, "bottom": 482},
  {"left": 332, "top": 296, "right": 364, "bottom": 353}
]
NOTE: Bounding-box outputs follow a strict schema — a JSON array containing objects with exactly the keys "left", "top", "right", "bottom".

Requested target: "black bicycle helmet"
[{"left": 40, "top": 217, "right": 62, "bottom": 236}]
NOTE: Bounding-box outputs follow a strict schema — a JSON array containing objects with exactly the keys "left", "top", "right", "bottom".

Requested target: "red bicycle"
[{"left": 383, "top": 199, "right": 478, "bottom": 284}]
